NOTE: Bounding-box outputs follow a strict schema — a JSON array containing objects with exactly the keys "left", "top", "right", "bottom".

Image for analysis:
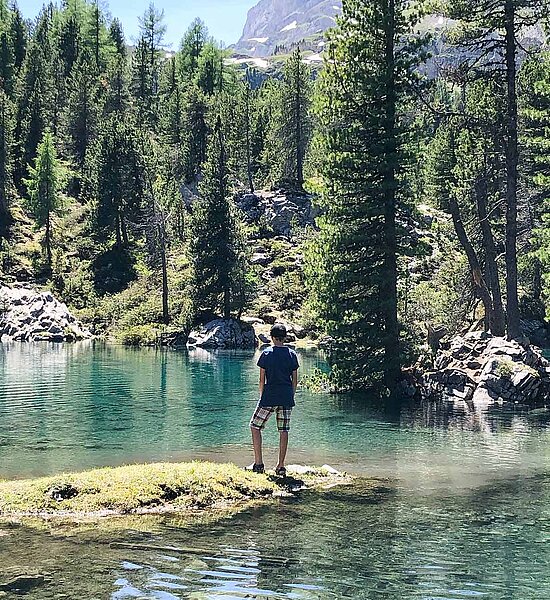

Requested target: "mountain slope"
[{"left": 234, "top": 0, "right": 341, "bottom": 57}]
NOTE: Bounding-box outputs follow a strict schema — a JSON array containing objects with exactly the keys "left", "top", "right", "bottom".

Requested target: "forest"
[{"left": 1, "top": 0, "right": 550, "bottom": 395}]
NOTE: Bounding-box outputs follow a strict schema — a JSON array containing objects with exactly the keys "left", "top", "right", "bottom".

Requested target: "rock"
[
  {"left": 160, "top": 332, "right": 187, "bottom": 347},
  {"left": 234, "top": 189, "right": 317, "bottom": 237},
  {"left": 0, "top": 574, "right": 46, "bottom": 593},
  {"left": 258, "top": 333, "right": 271, "bottom": 344},
  {"left": 0, "top": 285, "right": 92, "bottom": 343},
  {"left": 421, "top": 332, "right": 550, "bottom": 407},
  {"left": 251, "top": 252, "right": 272, "bottom": 266},
  {"left": 187, "top": 319, "right": 257, "bottom": 350}
]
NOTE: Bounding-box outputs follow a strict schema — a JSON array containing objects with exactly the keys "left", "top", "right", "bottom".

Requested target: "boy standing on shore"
[{"left": 249, "top": 323, "right": 299, "bottom": 477}]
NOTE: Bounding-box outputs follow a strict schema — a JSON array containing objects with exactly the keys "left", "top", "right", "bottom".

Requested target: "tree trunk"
[
  {"left": 382, "top": 0, "right": 401, "bottom": 392},
  {"left": 449, "top": 196, "right": 495, "bottom": 330},
  {"left": 45, "top": 210, "right": 52, "bottom": 269},
  {"left": 115, "top": 207, "right": 122, "bottom": 247},
  {"left": 475, "top": 174, "right": 505, "bottom": 336},
  {"left": 223, "top": 287, "right": 230, "bottom": 320},
  {"left": 245, "top": 86, "right": 254, "bottom": 193},
  {"left": 295, "top": 56, "right": 303, "bottom": 190},
  {"left": 121, "top": 213, "right": 129, "bottom": 247},
  {"left": 504, "top": 0, "right": 521, "bottom": 340},
  {"left": 160, "top": 231, "right": 169, "bottom": 325}
]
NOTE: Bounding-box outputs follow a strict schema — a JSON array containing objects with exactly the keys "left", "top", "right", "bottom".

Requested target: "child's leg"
[
  {"left": 249, "top": 405, "right": 275, "bottom": 467},
  {"left": 276, "top": 408, "right": 292, "bottom": 469},
  {"left": 277, "top": 431, "right": 289, "bottom": 469},
  {"left": 251, "top": 427, "right": 263, "bottom": 466}
]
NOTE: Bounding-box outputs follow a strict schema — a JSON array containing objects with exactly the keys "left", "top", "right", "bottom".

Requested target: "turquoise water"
[{"left": 1, "top": 342, "right": 550, "bottom": 598}]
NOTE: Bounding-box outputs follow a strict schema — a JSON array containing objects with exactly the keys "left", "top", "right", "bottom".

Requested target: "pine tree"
[
  {"left": 278, "top": 48, "right": 312, "bottom": 189},
  {"left": 95, "top": 119, "right": 144, "bottom": 247},
  {"left": 24, "top": 129, "right": 62, "bottom": 268},
  {"left": 0, "top": 89, "right": 14, "bottom": 240},
  {"left": 182, "top": 83, "right": 208, "bottom": 183},
  {"left": 443, "top": 0, "right": 550, "bottom": 338},
  {"left": 109, "top": 18, "right": 125, "bottom": 57},
  {"left": 14, "top": 9, "right": 55, "bottom": 190},
  {"left": 65, "top": 49, "right": 100, "bottom": 172},
  {"left": 130, "top": 37, "right": 155, "bottom": 127},
  {"left": 521, "top": 51, "right": 550, "bottom": 313},
  {"left": 178, "top": 18, "right": 207, "bottom": 81},
  {"left": 9, "top": 5, "right": 27, "bottom": 73},
  {"left": 189, "top": 116, "right": 248, "bottom": 319},
  {"left": 58, "top": 12, "right": 81, "bottom": 76},
  {"left": 0, "top": 27, "right": 15, "bottom": 98},
  {"left": 307, "top": 0, "right": 427, "bottom": 392}
]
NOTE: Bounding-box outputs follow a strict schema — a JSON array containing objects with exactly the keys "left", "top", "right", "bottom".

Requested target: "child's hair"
[{"left": 270, "top": 323, "right": 287, "bottom": 341}]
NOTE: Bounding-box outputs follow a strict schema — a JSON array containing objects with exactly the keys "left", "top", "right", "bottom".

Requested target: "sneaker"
[{"left": 275, "top": 466, "right": 287, "bottom": 478}]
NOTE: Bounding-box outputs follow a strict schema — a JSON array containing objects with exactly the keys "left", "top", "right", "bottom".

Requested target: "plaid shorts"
[{"left": 250, "top": 404, "right": 292, "bottom": 432}]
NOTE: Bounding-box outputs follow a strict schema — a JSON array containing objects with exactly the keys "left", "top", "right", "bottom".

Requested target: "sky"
[{"left": 15, "top": 0, "right": 258, "bottom": 48}]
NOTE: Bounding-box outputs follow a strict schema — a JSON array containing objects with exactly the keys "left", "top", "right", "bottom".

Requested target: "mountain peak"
[{"left": 235, "top": 0, "right": 342, "bottom": 57}]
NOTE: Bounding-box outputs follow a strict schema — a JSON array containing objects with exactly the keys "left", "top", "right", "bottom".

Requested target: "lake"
[{"left": 1, "top": 341, "right": 550, "bottom": 599}]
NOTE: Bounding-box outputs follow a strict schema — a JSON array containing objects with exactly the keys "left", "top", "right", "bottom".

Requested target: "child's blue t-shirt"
[{"left": 257, "top": 346, "right": 299, "bottom": 408}]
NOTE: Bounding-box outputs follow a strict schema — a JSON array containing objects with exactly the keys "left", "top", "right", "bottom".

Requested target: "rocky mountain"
[{"left": 234, "top": 0, "right": 341, "bottom": 58}]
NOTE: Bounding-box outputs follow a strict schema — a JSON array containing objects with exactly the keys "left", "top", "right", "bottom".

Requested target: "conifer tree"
[
  {"left": 0, "top": 27, "right": 15, "bottom": 98},
  {"left": 521, "top": 52, "right": 550, "bottom": 312},
  {"left": 178, "top": 18, "right": 207, "bottom": 81},
  {"left": 9, "top": 5, "right": 27, "bottom": 73},
  {"left": 182, "top": 84, "right": 208, "bottom": 183},
  {"left": 109, "top": 18, "right": 125, "bottom": 57},
  {"left": 189, "top": 116, "right": 248, "bottom": 319},
  {"left": 95, "top": 119, "right": 144, "bottom": 247},
  {"left": 25, "top": 129, "right": 62, "bottom": 268},
  {"left": 65, "top": 49, "right": 100, "bottom": 172},
  {"left": 307, "top": 0, "right": 427, "bottom": 392},
  {"left": 443, "top": 0, "right": 550, "bottom": 338},
  {"left": 0, "top": 89, "right": 14, "bottom": 240},
  {"left": 15, "top": 9, "right": 55, "bottom": 189}
]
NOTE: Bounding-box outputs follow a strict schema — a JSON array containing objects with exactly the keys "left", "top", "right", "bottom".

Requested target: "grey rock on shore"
[
  {"left": 422, "top": 332, "right": 550, "bottom": 406},
  {"left": 187, "top": 319, "right": 257, "bottom": 350},
  {"left": 0, "top": 285, "right": 91, "bottom": 343}
]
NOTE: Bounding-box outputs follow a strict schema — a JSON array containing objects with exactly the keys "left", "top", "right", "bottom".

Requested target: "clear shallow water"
[{"left": 1, "top": 342, "right": 550, "bottom": 599}]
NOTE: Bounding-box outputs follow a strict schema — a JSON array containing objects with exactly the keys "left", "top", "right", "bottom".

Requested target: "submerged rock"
[
  {"left": 0, "top": 284, "right": 91, "bottom": 343},
  {"left": 422, "top": 332, "right": 550, "bottom": 407},
  {"left": 187, "top": 319, "right": 257, "bottom": 350}
]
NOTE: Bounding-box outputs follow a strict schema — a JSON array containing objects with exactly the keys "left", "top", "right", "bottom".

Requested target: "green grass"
[{"left": 0, "top": 462, "right": 278, "bottom": 516}]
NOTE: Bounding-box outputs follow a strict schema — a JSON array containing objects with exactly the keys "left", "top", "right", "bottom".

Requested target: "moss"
[
  {"left": 0, "top": 462, "right": 278, "bottom": 516},
  {"left": 495, "top": 358, "right": 515, "bottom": 379}
]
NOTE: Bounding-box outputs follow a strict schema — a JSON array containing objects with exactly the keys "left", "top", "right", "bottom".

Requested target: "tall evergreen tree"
[
  {"left": 9, "top": 5, "right": 28, "bottom": 73},
  {"left": 178, "top": 18, "right": 207, "bottom": 81},
  {"left": 14, "top": 8, "right": 55, "bottom": 189},
  {"left": 307, "top": 0, "right": 427, "bottom": 392},
  {"left": 443, "top": 0, "right": 550, "bottom": 338},
  {"left": 65, "top": 49, "right": 100, "bottom": 172},
  {"left": 24, "top": 129, "right": 62, "bottom": 268},
  {"left": 0, "top": 89, "right": 14, "bottom": 240},
  {"left": 189, "top": 116, "right": 248, "bottom": 319},
  {"left": 95, "top": 119, "right": 144, "bottom": 247},
  {"left": 182, "top": 83, "right": 208, "bottom": 183}
]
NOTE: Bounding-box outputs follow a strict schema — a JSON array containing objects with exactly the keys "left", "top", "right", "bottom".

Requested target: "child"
[{"left": 249, "top": 323, "right": 299, "bottom": 477}]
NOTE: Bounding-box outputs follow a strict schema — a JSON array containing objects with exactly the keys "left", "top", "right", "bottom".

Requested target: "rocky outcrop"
[
  {"left": 187, "top": 319, "right": 257, "bottom": 349},
  {"left": 422, "top": 332, "right": 550, "bottom": 407},
  {"left": 235, "top": 189, "right": 317, "bottom": 237},
  {"left": 235, "top": 0, "right": 341, "bottom": 57},
  {"left": 0, "top": 284, "right": 91, "bottom": 343}
]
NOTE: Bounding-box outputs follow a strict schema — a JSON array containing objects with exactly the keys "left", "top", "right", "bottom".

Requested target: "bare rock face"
[
  {"left": 422, "top": 332, "right": 550, "bottom": 407},
  {"left": 235, "top": 0, "right": 341, "bottom": 57},
  {"left": 0, "top": 284, "right": 91, "bottom": 343},
  {"left": 187, "top": 319, "right": 257, "bottom": 350}
]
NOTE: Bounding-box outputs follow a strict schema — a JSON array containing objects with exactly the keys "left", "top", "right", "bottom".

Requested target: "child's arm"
[
  {"left": 259, "top": 368, "right": 266, "bottom": 396},
  {"left": 292, "top": 370, "right": 298, "bottom": 393}
]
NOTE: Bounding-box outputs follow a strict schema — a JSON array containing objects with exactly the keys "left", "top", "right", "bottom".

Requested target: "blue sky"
[{"left": 15, "top": 0, "right": 258, "bottom": 48}]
